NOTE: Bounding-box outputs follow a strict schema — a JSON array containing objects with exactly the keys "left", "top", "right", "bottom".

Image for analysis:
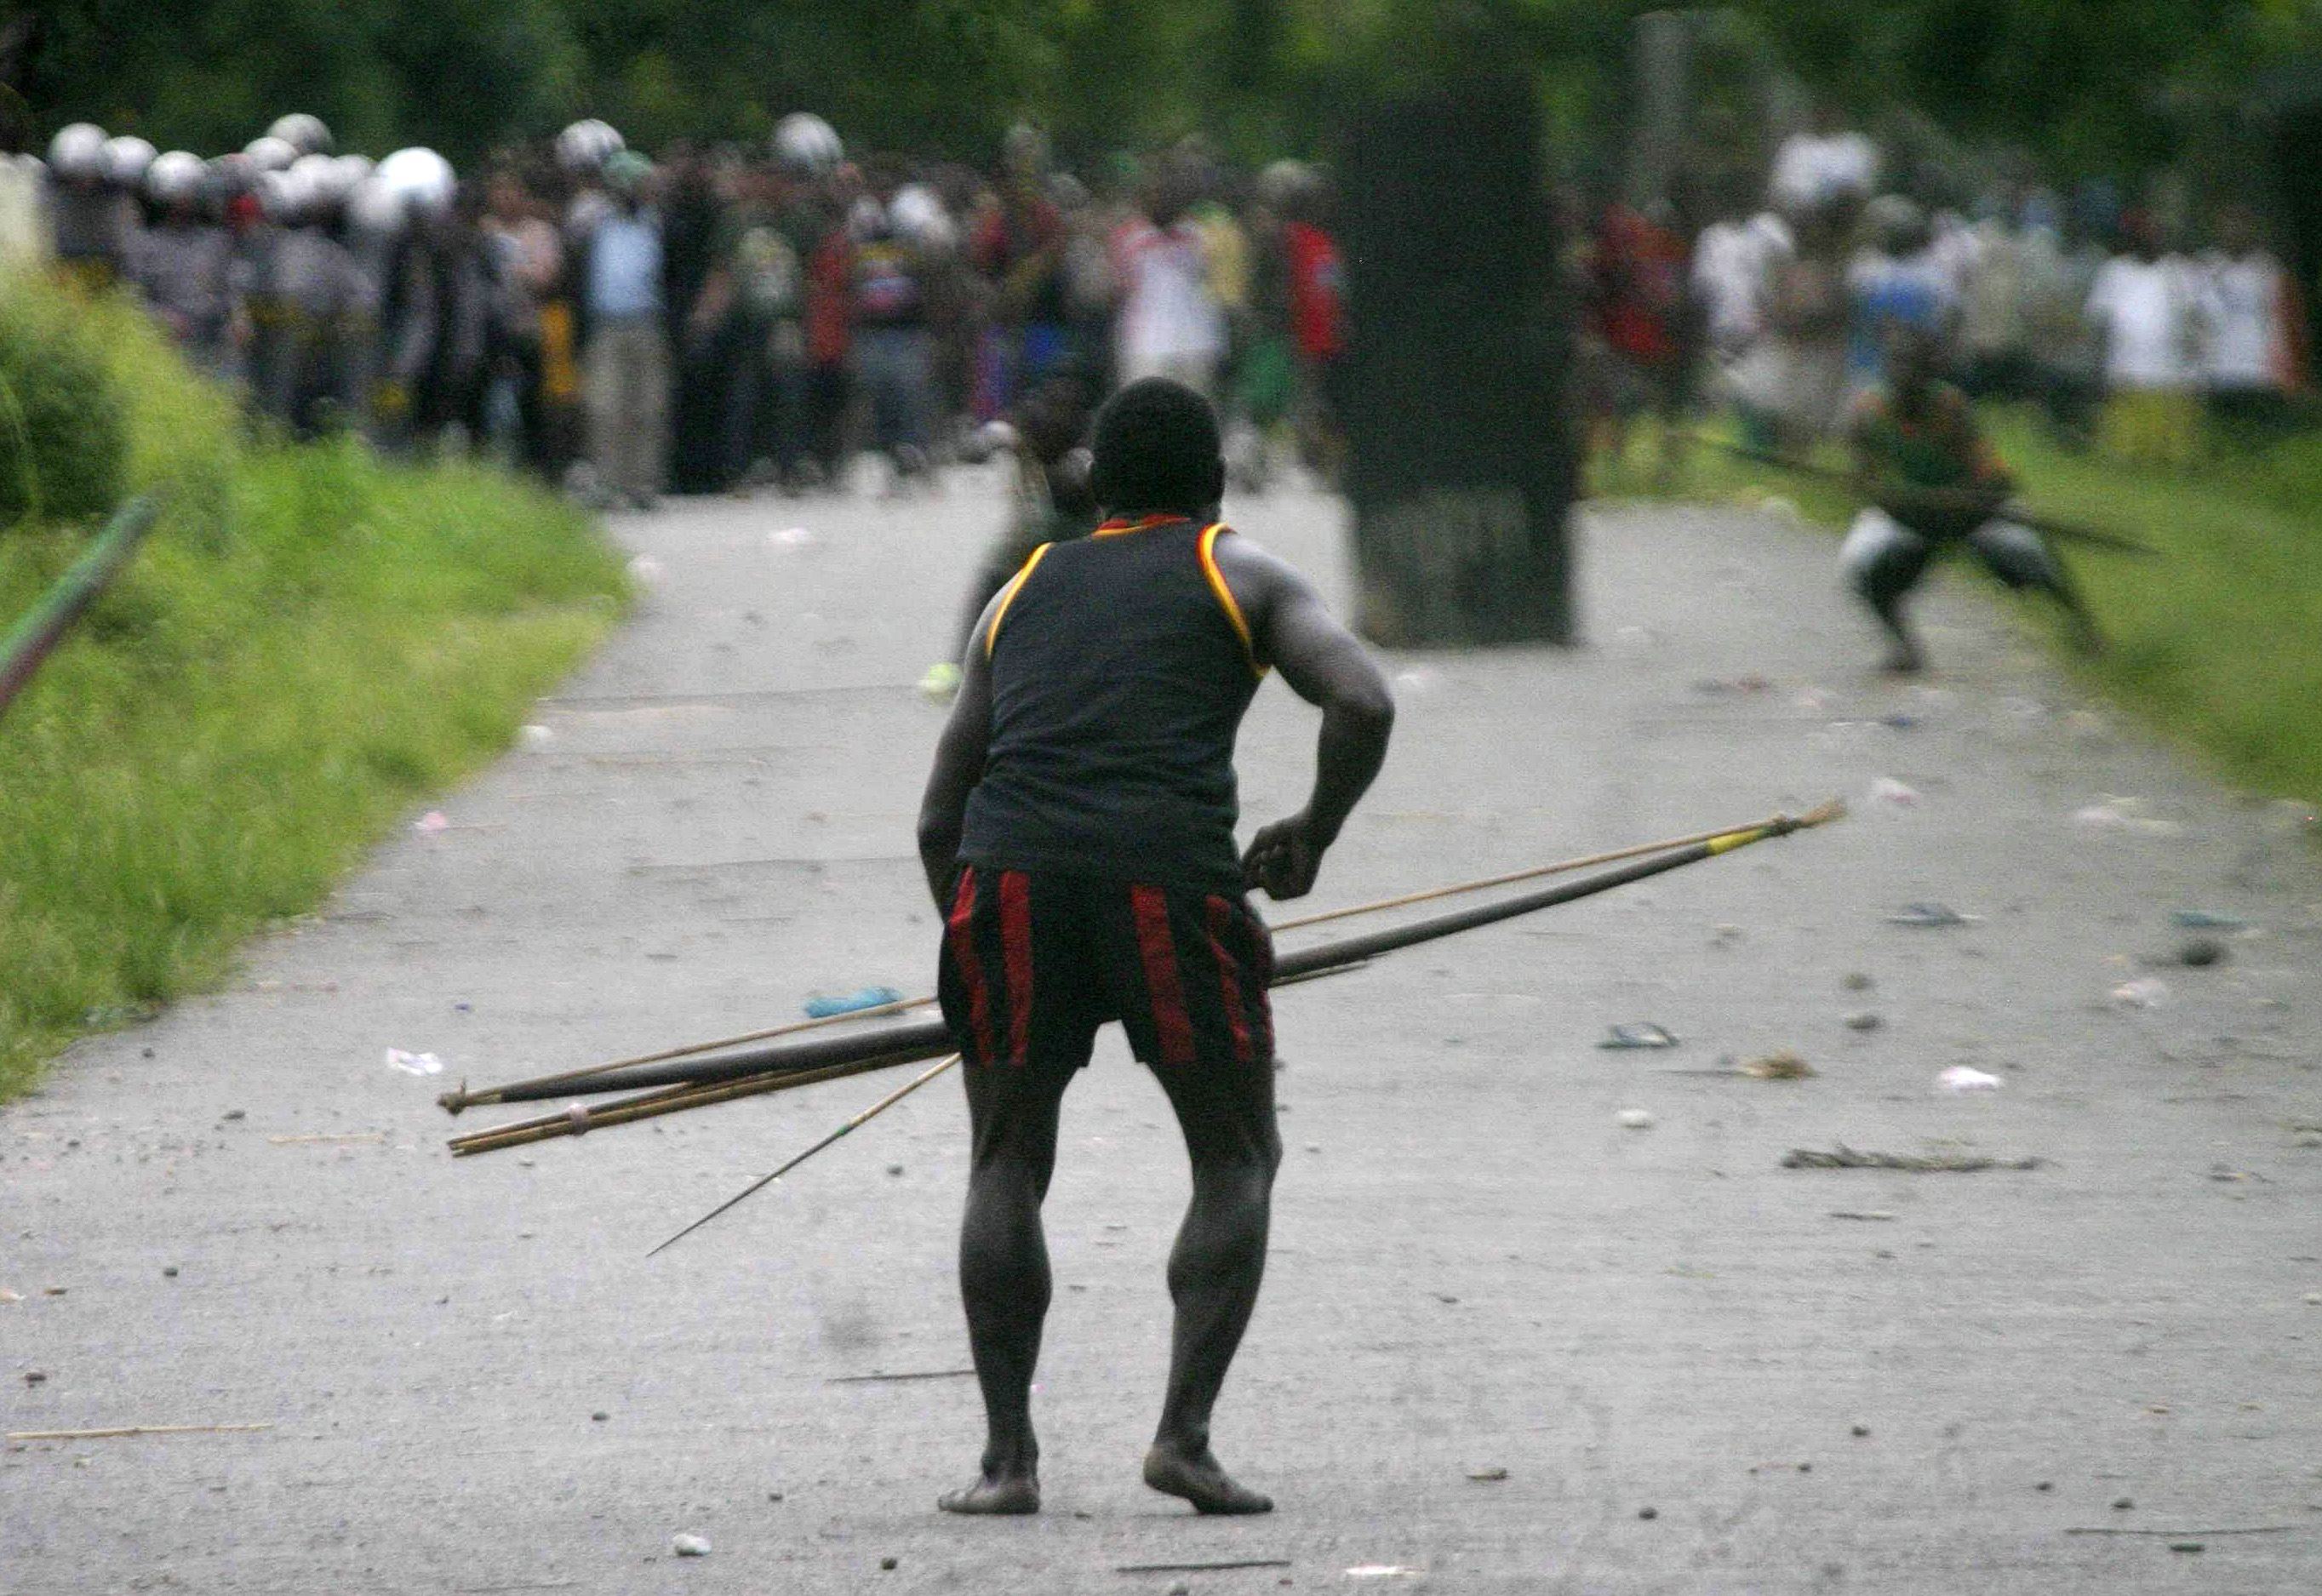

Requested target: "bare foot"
[
  {"left": 1879, "top": 639, "right": 1927, "bottom": 676},
  {"left": 938, "top": 1472, "right": 1040, "bottom": 1515},
  {"left": 1142, "top": 1444, "right": 1273, "bottom": 1514}
]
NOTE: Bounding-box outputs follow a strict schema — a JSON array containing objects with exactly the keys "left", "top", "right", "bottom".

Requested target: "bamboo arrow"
[{"left": 645, "top": 1055, "right": 964, "bottom": 1256}]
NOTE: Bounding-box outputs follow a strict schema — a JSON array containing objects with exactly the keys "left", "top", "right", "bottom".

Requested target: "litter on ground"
[
  {"left": 1784, "top": 1145, "right": 2045, "bottom": 1172},
  {"left": 1599, "top": 1022, "right": 1678, "bottom": 1050}
]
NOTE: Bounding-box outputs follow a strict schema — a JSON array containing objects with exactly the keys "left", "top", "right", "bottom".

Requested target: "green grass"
[
  {"left": 1594, "top": 409, "right": 2322, "bottom": 815},
  {"left": 0, "top": 284, "right": 628, "bottom": 1099}
]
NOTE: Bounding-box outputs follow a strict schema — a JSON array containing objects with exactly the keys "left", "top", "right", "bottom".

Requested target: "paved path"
[{"left": 6, "top": 472, "right": 2320, "bottom": 1593}]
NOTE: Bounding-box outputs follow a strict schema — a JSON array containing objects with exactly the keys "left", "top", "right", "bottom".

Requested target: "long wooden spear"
[
  {"left": 449, "top": 809, "right": 1831, "bottom": 1115},
  {"left": 1696, "top": 435, "right": 2162, "bottom": 558},
  {"left": 639, "top": 799, "right": 1844, "bottom": 1251},
  {"left": 446, "top": 959, "right": 1375, "bottom": 1157},
  {"left": 435, "top": 995, "right": 939, "bottom": 1114},
  {"left": 467, "top": 803, "right": 1848, "bottom": 1108}
]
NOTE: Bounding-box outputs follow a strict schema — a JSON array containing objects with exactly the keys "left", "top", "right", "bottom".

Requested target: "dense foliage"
[
  {"left": 0, "top": 280, "right": 627, "bottom": 1097},
  {"left": 14, "top": 0, "right": 2319, "bottom": 173},
  {"left": 0, "top": 286, "right": 127, "bottom": 526}
]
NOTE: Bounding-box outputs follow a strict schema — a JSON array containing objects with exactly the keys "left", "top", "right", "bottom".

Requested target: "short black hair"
[{"left": 1090, "top": 378, "right": 1225, "bottom": 517}]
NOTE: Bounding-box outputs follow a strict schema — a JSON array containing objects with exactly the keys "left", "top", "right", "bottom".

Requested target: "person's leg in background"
[
  {"left": 628, "top": 319, "right": 672, "bottom": 506},
  {"left": 1839, "top": 507, "right": 1938, "bottom": 673},
  {"left": 584, "top": 323, "right": 625, "bottom": 506}
]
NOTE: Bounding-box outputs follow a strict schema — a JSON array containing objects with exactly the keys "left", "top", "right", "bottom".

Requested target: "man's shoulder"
[{"left": 1208, "top": 526, "right": 1307, "bottom": 613}]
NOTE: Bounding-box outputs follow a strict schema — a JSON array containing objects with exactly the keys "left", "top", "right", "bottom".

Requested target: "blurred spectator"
[
  {"left": 1112, "top": 166, "right": 1224, "bottom": 397},
  {"left": 1844, "top": 194, "right": 1953, "bottom": 393},
  {"left": 1690, "top": 182, "right": 1790, "bottom": 362},
  {"left": 851, "top": 163, "right": 941, "bottom": 484},
  {"left": 573, "top": 152, "right": 671, "bottom": 507},
  {"left": 800, "top": 165, "right": 858, "bottom": 486},
  {"left": 1956, "top": 193, "right": 2033, "bottom": 399},
  {"left": 249, "top": 171, "right": 373, "bottom": 438},
  {"left": 2199, "top": 203, "right": 2303, "bottom": 442},
  {"left": 0, "top": 153, "right": 50, "bottom": 272},
  {"left": 1583, "top": 196, "right": 1692, "bottom": 474},
  {"left": 1769, "top": 100, "right": 1878, "bottom": 214},
  {"left": 973, "top": 124, "right": 1069, "bottom": 411},
  {"left": 1729, "top": 199, "right": 1852, "bottom": 450},
  {"left": 2085, "top": 211, "right": 2206, "bottom": 466},
  {"left": 685, "top": 156, "right": 801, "bottom": 490},
  {"left": 663, "top": 146, "right": 728, "bottom": 493},
  {"left": 44, "top": 123, "right": 134, "bottom": 291},
  {"left": 1278, "top": 170, "right": 1347, "bottom": 478},
  {"left": 2021, "top": 202, "right": 2108, "bottom": 448},
  {"left": 482, "top": 174, "right": 562, "bottom": 472},
  {"left": 128, "top": 158, "right": 233, "bottom": 380}
]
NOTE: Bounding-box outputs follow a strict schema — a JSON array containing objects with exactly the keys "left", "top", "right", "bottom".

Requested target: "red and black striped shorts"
[{"left": 938, "top": 867, "right": 1275, "bottom": 1073}]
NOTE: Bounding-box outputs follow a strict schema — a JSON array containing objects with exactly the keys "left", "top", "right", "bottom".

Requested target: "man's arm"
[
  {"left": 1212, "top": 536, "right": 1394, "bottom": 900},
  {"left": 916, "top": 591, "right": 1003, "bottom": 911}
]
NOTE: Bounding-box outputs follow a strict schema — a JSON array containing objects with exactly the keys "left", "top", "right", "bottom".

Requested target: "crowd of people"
[
  {"left": 1579, "top": 104, "right": 2312, "bottom": 474},
  {"left": 0, "top": 112, "right": 1350, "bottom": 510}
]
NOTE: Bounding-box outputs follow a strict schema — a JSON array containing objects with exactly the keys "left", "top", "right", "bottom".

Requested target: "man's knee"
[
  {"left": 1970, "top": 520, "right": 2059, "bottom": 591},
  {"left": 1192, "top": 1133, "right": 1280, "bottom": 1203},
  {"left": 1839, "top": 509, "right": 1924, "bottom": 604}
]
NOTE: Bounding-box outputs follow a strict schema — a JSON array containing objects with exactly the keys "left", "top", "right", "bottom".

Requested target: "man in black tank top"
[{"left": 919, "top": 379, "right": 1394, "bottom": 1517}]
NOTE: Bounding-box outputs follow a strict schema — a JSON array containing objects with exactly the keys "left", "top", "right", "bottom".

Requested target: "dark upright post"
[{"left": 1339, "top": 76, "right": 1576, "bottom": 646}]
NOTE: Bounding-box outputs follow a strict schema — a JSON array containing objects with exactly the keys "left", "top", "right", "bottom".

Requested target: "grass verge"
[
  {"left": 1593, "top": 410, "right": 2322, "bottom": 814},
  {"left": 0, "top": 285, "right": 628, "bottom": 1100}
]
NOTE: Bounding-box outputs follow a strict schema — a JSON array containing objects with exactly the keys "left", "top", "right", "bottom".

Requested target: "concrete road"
[{"left": 6, "top": 471, "right": 2319, "bottom": 1594}]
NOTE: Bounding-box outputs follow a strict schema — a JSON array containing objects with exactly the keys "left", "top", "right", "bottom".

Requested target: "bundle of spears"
[{"left": 440, "top": 801, "right": 1845, "bottom": 1218}]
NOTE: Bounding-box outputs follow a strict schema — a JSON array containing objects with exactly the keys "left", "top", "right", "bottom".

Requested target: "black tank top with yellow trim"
[{"left": 961, "top": 515, "right": 1265, "bottom": 892}]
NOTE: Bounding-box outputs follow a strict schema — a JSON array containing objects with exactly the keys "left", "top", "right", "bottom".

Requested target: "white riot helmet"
[
  {"left": 601, "top": 148, "right": 653, "bottom": 194},
  {"left": 47, "top": 123, "right": 108, "bottom": 181},
  {"left": 376, "top": 146, "right": 456, "bottom": 222},
  {"left": 1256, "top": 158, "right": 1313, "bottom": 210},
  {"left": 243, "top": 134, "right": 298, "bottom": 173},
  {"left": 103, "top": 134, "right": 157, "bottom": 189},
  {"left": 347, "top": 172, "right": 404, "bottom": 235},
  {"left": 205, "top": 152, "right": 254, "bottom": 204},
  {"left": 889, "top": 182, "right": 954, "bottom": 249},
  {"left": 268, "top": 113, "right": 333, "bottom": 157},
  {"left": 1002, "top": 121, "right": 1049, "bottom": 179},
  {"left": 146, "top": 150, "right": 207, "bottom": 207},
  {"left": 292, "top": 151, "right": 357, "bottom": 212},
  {"left": 556, "top": 118, "right": 624, "bottom": 175},
  {"left": 256, "top": 165, "right": 312, "bottom": 223},
  {"left": 773, "top": 112, "right": 842, "bottom": 178},
  {"left": 332, "top": 153, "right": 375, "bottom": 193}
]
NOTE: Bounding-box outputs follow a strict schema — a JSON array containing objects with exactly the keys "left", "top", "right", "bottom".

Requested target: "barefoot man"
[{"left": 917, "top": 377, "right": 1394, "bottom": 1515}]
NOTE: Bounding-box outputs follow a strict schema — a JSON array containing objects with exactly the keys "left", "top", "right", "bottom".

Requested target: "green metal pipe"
[{"left": 0, "top": 495, "right": 163, "bottom": 724}]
